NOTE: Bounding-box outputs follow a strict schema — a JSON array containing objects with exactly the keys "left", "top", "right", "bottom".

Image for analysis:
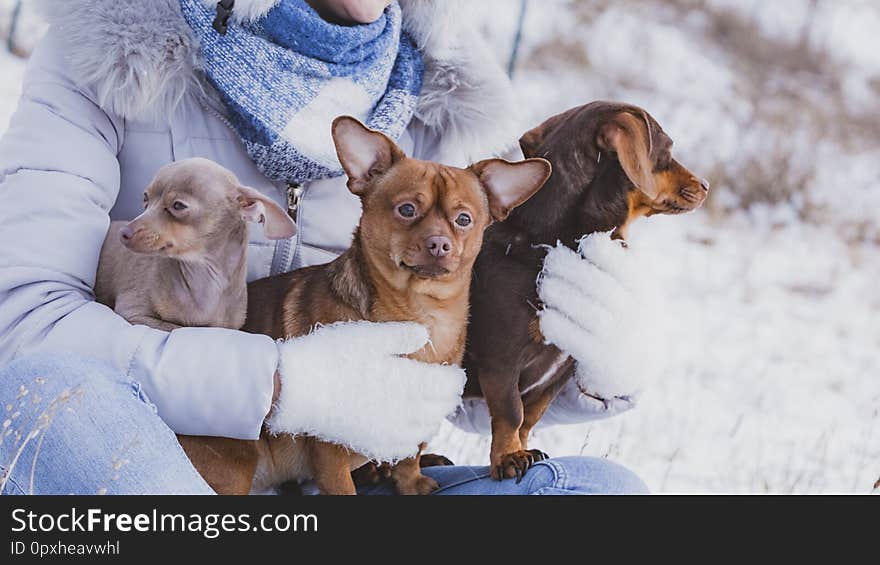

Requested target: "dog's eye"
[
  {"left": 172, "top": 201, "right": 188, "bottom": 212},
  {"left": 455, "top": 213, "right": 472, "bottom": 228},
  {"left": 397, "top": 203, "right": 416, "bottom": 218},
  {"left": 143, "top": 194, "right": 149, "bottom": 208}
]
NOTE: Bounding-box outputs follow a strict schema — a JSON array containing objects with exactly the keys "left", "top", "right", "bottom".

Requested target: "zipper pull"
[{"left": 286, "top": 183, "right": 303, "bottom": 219}]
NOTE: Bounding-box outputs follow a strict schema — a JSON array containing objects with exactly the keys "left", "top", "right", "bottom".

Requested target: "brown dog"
[
  {"left": 187, "top": 116, "right": 550, "bottom": 495},
  {"left": 464, "top": 101, "right": 708, "bottom": 480},
  {"left": 94, "top": 158, "right": 296, "bottom": 331}
]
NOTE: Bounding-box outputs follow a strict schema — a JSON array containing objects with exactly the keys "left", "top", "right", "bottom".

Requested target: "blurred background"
[{"left": 2, "top": 0, "right": 878, "bottom": 493}]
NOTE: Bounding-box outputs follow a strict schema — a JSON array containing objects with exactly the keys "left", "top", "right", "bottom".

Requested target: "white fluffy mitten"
[
  {"left": 266, "top": 321, "right": 466, "bottom": 462},
  {"left": 537, "top": 232, "right": 664, "bottom": 402}
]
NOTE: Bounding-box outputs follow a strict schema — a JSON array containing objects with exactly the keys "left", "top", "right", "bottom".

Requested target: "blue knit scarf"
[{"left": 178, "top": 0, "right": 423, "bottom": 183}]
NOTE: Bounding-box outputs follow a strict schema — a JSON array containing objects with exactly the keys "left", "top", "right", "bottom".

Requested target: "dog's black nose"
[
  {"left": 426, "top": 235, "right": 453, "bottom": 258},
  {"left": 700, "top": 178, "right": 711, "bottom": 192}
]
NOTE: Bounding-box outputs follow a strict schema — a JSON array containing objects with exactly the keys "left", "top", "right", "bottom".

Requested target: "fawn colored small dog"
[
  {"left": 94, "top": 158, "right": 296, "bottom": 496},
  {"left": 94, "top": 157, "right": 296, "bottom": 330}
]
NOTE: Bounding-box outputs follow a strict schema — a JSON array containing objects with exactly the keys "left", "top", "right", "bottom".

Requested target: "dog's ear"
[
  {"left": 470, "top": 158, "right": 552, "bottom": 222},
  {"left": 332, "top": 116, "right": 405, "bottom": 195},
  {"left": 597, "top": 112, "right": 659, "bottom": 199},
  {"left": 237, "top": 185, "right": 297, "bottom": 240},
  {"left": 519, "top": 124, "right": 547, "bottom": 158}
]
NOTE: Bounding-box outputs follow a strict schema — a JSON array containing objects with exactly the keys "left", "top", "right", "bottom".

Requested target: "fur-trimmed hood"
[{"left": 37, "top": 0, "right": 521, "bottom": 161}]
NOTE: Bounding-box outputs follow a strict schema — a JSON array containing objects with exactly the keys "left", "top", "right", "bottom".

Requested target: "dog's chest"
[
  {"left": 155, "top": 278, "right": 246, "bottom": 329},
  {"left": 371, "top": 302, "right": 467, "bottom": 366},
  {"left": 418, "top": 314, "right": 467, "bottom": 365},
  {"left": 520, "top": 346, "right": 573, "bottom": 395}
]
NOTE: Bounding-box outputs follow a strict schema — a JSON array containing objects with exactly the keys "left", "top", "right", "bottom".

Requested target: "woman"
[{"left": 0, "top": 0, "right": 648, "bottom": 495}]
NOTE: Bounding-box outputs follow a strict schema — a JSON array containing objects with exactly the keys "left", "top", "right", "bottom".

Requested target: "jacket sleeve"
[{"left": 0, "top": 35, "right": 276, "bottom": 440}]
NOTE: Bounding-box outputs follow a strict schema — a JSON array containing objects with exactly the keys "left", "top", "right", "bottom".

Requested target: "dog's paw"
[
  {"left": 527, "top": 448, "right": 549, "bottom": 463},
  {"left": 419, "top": 453, "right": 454, "bottom": 468},
  {"left": 491, "top": 449, "right": 548, "bottom": 483},
  {"left": 351, "top": 461, "right": 394, "bottom": 487},
  {"left": 394, "top": 474, "right": 440, "bottom": 495}
]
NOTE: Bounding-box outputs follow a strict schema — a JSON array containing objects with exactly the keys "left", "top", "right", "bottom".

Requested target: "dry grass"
[{"left": 0, "top": 377, "right": 84, "bottom": 494}]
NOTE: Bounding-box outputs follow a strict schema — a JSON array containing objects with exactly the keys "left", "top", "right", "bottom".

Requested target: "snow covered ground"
[{"left": 1, "top": 1, "right": 877, "bottom": 493}]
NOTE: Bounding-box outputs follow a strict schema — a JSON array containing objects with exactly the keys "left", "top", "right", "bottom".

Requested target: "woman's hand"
[
  {"left": 266, "top": 321, "right": 466, "bottom": 462},
  {"left": 536, "top": 232, "right": 664, "bottom": 403}
]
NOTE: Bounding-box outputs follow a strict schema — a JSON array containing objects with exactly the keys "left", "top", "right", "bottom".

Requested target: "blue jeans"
[{"left": 0, "top": 354, "right": 648, "bottom": 495}]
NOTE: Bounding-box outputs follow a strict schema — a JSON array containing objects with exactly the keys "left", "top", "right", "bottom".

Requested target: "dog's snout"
[
  {"left": 426, "top": 235, "right": 453, "bottom": 258},
  {"left": 119, "top": 225, "right": 134, "bottom": 242},
  {"left": 699, "top": 178, "right": 710, "bottom": 192}
]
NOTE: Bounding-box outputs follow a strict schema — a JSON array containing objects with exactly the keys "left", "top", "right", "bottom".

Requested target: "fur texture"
[
  {"left": 537, "top": 232, "right": 664, "bottom": 399},
  {"left": 400, "top": 0, "right": 522, "bottom": 163},
  {"left": 38, "top": 0, "right": 518, "bottom": 160},
  {"left": 37, "top": 0, "right": 203, "bottom": 122},
  {"left": 267, "top": 321, "right": 466, "bottom": 463}
]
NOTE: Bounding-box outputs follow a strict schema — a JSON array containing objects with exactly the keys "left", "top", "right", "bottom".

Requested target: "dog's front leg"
[
  {"left": 481, "top": 369, "right": 540, "bottom": 482},
  {"left": 516, "top": 373, "right": 571, "bottom": 465},
  {"left": 308, "top": 440, "right": 358, "bottom": 495},
  {"left": 391, "top": 443, "right": 438, "bottom": 495}
]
